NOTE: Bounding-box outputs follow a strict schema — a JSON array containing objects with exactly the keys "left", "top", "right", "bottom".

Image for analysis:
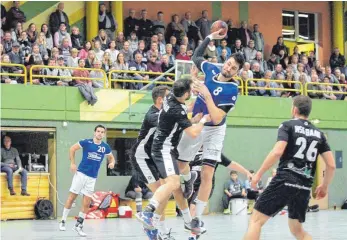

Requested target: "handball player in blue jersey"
[
  {"left": 175, "top": 29, "right": 245, "bottom": 234},
  {"left": 59, "top": 125, "right": 116, "bottom": 237}
]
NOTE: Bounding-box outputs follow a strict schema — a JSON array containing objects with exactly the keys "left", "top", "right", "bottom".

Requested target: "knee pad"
[{"left": 202, "top": 159, "right": 217, "bottom": 168}]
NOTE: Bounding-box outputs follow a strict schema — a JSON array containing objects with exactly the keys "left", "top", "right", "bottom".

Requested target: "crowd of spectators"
[{"left": 1, "top": 2, "right": 346, "bottom": 100}]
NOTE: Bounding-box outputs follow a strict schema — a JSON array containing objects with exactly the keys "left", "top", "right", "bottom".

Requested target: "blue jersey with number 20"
[
  {"left": 77, "top": 139, "right": 112, "bottom": 178},
  {"left": 192, "top": 61, "right": 239, "bottom": 126}
]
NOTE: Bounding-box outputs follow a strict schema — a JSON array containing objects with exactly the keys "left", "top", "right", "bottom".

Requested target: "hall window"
[{"left": 282, "top": 10, "right": 317, "bottom": 42}]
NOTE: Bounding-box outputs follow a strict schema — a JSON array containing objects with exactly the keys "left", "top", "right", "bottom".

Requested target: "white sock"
[
  {"left": 152, "top": 213, "right": 162, "bottom": 227},
  {"left": 78, "top": 212, "right": 86, "bottom": 219},
  {"left": 181, "top": 208, "right": 192, "bottom": 224},
  {"left": 61, "top": 208, "right": 70, "bottom": 221},
  {"left": 182, "top": 172, "right": 192, "bottom": 182},
  {"left": 157, "top": 221, "right": 167, "bottom": 235},
  {"left": 195, "top": 199, "right": 207, "bottom": 219},
  {"left": 149, "top": 198, "right": 160, "bottom": 210}
]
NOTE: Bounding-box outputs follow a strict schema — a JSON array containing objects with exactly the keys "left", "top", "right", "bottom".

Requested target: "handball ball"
[{"left": 210, "top": 20, "right": 228, "bottom": 35}]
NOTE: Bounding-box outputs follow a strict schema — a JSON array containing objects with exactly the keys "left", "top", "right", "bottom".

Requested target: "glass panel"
[
  {"left": 282, "top": 10, "right": 295, "bottom": 39},
  {"left": 298, "top": 12, "right": 316, "bottom": 41}
]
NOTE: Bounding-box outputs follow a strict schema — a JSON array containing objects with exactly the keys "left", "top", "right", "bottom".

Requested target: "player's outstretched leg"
[
  {"left": 179, "top": 161, "right": 198, "bottom": 199},
  {"left": 72, "top": 195, "right": 91, "bottom": 237},
  {"left": 243, "top": 209, "right": 270, "bottom": 240},
  {"left": 59, "top": 192, "right": 78, "bottom": 231},
  {"left": 288, "top": 219, "right": 312, "bottom": 240}
]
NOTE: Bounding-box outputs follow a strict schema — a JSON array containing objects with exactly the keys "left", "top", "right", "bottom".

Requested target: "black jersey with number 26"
[{"left": 277, "top": 119, "right": 331, "bottom": 187}]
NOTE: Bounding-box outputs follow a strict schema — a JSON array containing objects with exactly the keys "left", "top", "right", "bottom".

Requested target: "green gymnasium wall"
[{"left": 1, "top": 85, "right": 347, "bottom": 215}]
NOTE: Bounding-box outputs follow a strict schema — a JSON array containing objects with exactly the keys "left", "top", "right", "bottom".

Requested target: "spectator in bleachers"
[
  {"left": 147, "top": 54, "right": 162, "bottom": 77},
  {"left": 307, "top": 75, "right": 322, "bottom": 99},
  {"left": 50, "top": 47, "right": 60, "bottom": 61},
  {"left": 290, "top": 55, "right": 299, "bottom": 73},
  {"left": 181, "top": 36, "right": 193, "bottom": 52},
  {"left": 1, "top": 54, "right": 16, "bottom": 84},
  {"left": 133, "top": 40, "right": 148, "bottom": 64},
  {"left": 181, "top": 11, "right": 201, "bottom": 46},
  {"left": 278, "top": 49, "right": 288, "bottom": 70},
  {"left": 169, "top": 36, "right": 179, "bottom": 55},
  {"left": 330, "top": 47, "right": 346, "bottom": 71},
  {"left": 320, "top": 76, "right": 337, "bottom": 100},
  {"left": 54, "top": 22, "right": 71, "bottom": 48},
  {"left": 240, "top": 62, "right": 253, "bottom": 79},
  {"left": 71, "top": 26, "right": 83, "bottom": 50},
  {"left": 2, "top": 31, "right": 13, "bottom": 53},
  {"left": 267, "top": 53, "right": 277, "bottom": 72},
  {"left": 5, "top": 1, "right": 26, "bottom": 31},
  {"left": 41, "top": 24, "right": 53, "bottom": 54},
  {"left": 226, "top": 19, "right": 239, "bottom": 47},
  {"left": 216, "top": 39, "right": 231, "bottom": 58},
  {"left": 307, "top": 51, "right": 316, "bottom": 68},
  {"left": 251, "top": 62, "right": 264, "bottom": 79},
  {"left": 243, "top": 40, "right": 257, "bottom": 62},
  {"left": 283, "top": 65, "right": 295, "bottom": 97},
  {"left": 56, "top": 55, "right": 72, "bottom": 86},
  {"left": 271, "top": 63, "right": 285, "bottom": 79},
  {"left": 42, "top": 58, "right": 59, "bottom": 86},
  {"left": 165, "top": 44, "right": 175, "bottom": 65},
  {"left": 1, "top": 4, "right": 6, "bottom": 29},
  {"left": 120, "top": 41, "right": 133, "bottom": 63},
  {"left": 1, "top": 136, "right": 29, "bottom": 196},
  {"left": 72, "top": 58, "right": 91, "bottom": 86},
  {"left": 128, "top": 31, "right": 139, "bottom": 53},
  {"left": 128, "top": 52, "right": 149, "bottom": 89},
  {"left": 252, "top": 24, "right": 264, "bottom": 53},
  {"left": 204, "top": 40, "right": 217, "bottom": 59},
  {"left": 231, "top": 39, "right": 243, "bottom": 55},
  {"left": 137, "top": 9, "right": 153, "bottom": 43},
  {"left": 166, "top": 14, "right": 185, "bottom": 45},
  {"left": 90, "top": 60, "right": 107, "bottom": 88},
  {"left": 152, "top": 11, "right": 166, "bottom": 36},
  {"left": 94, "top": 29, "right": 110, "bottom": 51},
  {"left": 290, "top": 45, "right": 301, "bottom": 62},
  {"left": 8, "top": 42, "right": 23, "bottom": 66},
  {"left": 157, "top": 32, "right": 166, "bottom": 55},
  {"left": 67, "top": 48, "right": 79, "bottom": 69},
  {"left": 222, "top": 171, "right": 247, "bottom": 214},
  {"left": 238, "top": 21, "right": 252, "bottom": 48},
  {"left": 196, "top": 10, "right": 211, "bottom": 39},
  {"left": 218, "top": 48, "right": 228, "bottom": 64},
  {"left": 93, "top": 40, "right": 104, "bottom": 61},
  {"left": 49, "top": 2, "right": 70, "bottom": 35},
  {"left": 11, "top": 22, "right": 22, "bottom": 42},
  {"left": 241, "top": 70, "right": 256, "bottom": 96},
  {"left": 98, "top": 3, "right": 117, "bottom": 40},
  {"left": 0, "top": 43, "right": 3, "bottom": 56},
  {"left": 78, "top": 41, "right": 92, "bottom": 60},
  {"left": 294, "top": 74, "right": 306, "bottom": 96},
  {"left": 85, "top": 50, "right": 96, "bottom": 68},
  {"left": 36, "top": 32, "right": 49, "bottom": 64},
  {"left": 124, "top": 8, "right": 138, "bottom": 39},
  {"left": 301, "top": 55, "right": 311, "bottom": 75},
  {"left": 252, "top": 51, "right": 267, "bottom": 73},
  {"left": 161, "top": 54, "right": 174, "bottom": 82},
  {"left": 115, "top": 31, "right": 125, "bottom": 50},
  {"left": 111, "top": 52, "right": 129, "bottom": 89},
  {"left": 105, "top": 40, "right": 119, "bottom": 63},
  {"left": 26, "top": 23, "right": 37, "bottom": 44},
  {"left": 271, "top": 36, "right": 288, "bottom": 57},
  {"left": 26, "top": 44, "right": 43, "bottom": 67},
  {"left": 176, "top": 44, "right": 190, "bottom": 61},
  {"left": 257, "top": 70, "right": 277, "bottom": 97},
  {"left": 102, "top": 52, "right": 112, "bottom": 72},
  {"left": 325, "top": 66, "right": 338, "bottom": 83},
  {"left": 18, "top": 31, "right": 31, "bottom": 57},
  {"left": 332, "top": 68, "right": 344, "bottom": 100},
  {"left": 146, "top": 42, "right": 161, "bottom": 61},
  {"left": 59, "top": 37, "right": 72, "bottom": 64}
]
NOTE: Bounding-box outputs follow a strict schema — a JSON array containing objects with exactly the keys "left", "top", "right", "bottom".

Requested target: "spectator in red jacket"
[{"left": 175, "top": 44, "right": 190, "bottom": 61}]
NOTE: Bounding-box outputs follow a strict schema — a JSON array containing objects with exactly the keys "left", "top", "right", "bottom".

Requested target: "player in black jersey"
[
  {"left": 243, "top": 96, "right": 335, "bottom": 240},
  {"left": 136, "top": 78, "right": 211, "bottom": 233}
]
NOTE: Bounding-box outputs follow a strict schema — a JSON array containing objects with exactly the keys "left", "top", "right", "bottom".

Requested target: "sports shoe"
[
  {"left": 158, "top": 228, "right": 175, "bottom": 240},
  {"left": 136, "top": 211, "right": 155, "bottom": 230},
  {"left": 59, "top": 220, "right": 66, "bottom": 231},
  {"left": 183, "top": 171, "right": 198, "bottom": 199},
  {"left": 72, "top": 223, "right": 87, "bottom": 237},
  {"left": 190, "top": 217, "right": 204, "bottom": 235},
  {"left": 223, "top": 208, "right": 231, "bottom": 214},
  {"left": 185, "top": 221, "right": 206, "bottom": 234},
  {"left": 143, "top": 227, "right": 158, "bottom": 240}
]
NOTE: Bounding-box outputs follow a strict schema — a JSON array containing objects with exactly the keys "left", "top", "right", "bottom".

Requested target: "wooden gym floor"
[{"left": 1, "top": 210, "right": 346, "bottom": 239}]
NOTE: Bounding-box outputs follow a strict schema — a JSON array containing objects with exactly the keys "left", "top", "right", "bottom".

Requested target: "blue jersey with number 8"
[
  {"left": 77, "top": 139, "right": 112, "bottom": 178},
  {"left": 192, "top": 61, "right": 239, "bottom": 126}
]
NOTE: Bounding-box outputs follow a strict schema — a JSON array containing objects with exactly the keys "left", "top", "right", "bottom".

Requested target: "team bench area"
[{"left": 0, "top": 172, "right": 50, "bottom": 220}]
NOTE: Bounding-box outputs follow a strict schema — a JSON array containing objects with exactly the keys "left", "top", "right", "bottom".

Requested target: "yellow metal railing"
[
  {"left": 233, "top": 76, "right": 244, "bottom": 95},
  {"left": 29, "top": 65, "right": 108, "bottom": 88},
  {"left": 0, "top": 63, "right": 27, "bottom": 83},
  {"left": 108, "top": 70, "right": 176, "bottom": 89},
  {"left": 245, "top": 79, "right": 303, "bottom": 96},
  {"left": 305, "top": 82, "right": 347, "bottom": 96}
]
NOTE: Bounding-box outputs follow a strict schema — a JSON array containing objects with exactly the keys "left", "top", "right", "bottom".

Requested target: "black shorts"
[
  {"left": 134, "top": 144, "right": 161, "bottom": 184},
  {"left": 254, "top": 173, "right": 311, "bottom": 223},
  {"left": 152, "top": 147, "right": 180, "bottom": 179}
]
